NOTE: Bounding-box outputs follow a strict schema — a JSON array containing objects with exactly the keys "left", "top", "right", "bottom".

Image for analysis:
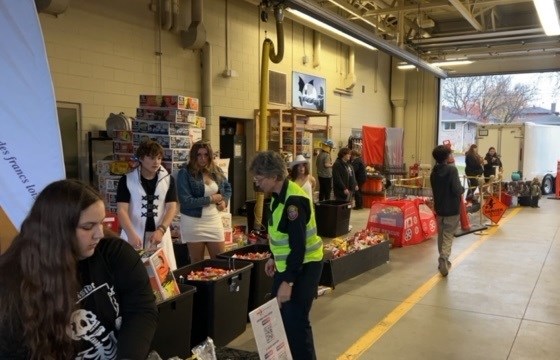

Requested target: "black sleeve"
[
  {"left": 450, "top": 166, "right": 465, "bottom": 197},
  {"left": 165, "top": 175, "right": 178, "bottom": 202},
  {"left": 116, "top": 175, "right": 131, "bottom": 203},
  {"left": 103, "top": 239, "right": 159, "bottom": 359},
  {"left": 332, "top": 161, "right": 345, "bottom": 190},
  {"left": 276, "top": 195, "right": 310, "bottom": 283}
]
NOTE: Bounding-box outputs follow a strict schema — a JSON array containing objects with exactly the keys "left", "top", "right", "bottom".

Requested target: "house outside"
[
  {"left": 515, "top": 104, "right": 560, "bottom": 125},
  {"left": 438, "top": 107, "right": 481, "bottom": 153}
]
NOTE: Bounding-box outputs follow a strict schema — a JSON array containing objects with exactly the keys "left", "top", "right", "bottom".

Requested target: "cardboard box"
[
  {"left": 161, "top": 161, "right": 184, "bottom": 175},
  {"left": 113, "top": 130, "right": 133, "bottom": 142},
  {"left": 132, "top": 133, "right": 191, "bottom": 149},
  {"left": 189, "top": 127, "right": 203, "bottom": 143},
  {"left": 194, "top": 116, "right": 206, "bottom": 130},
  {"left": 132, "top": 119, "right": 192, "bottom": 136},
  {"left": 142, "top": 247, "right": 181, "bottom": 303},
  {"left": 136, "top": 107, "right": 196, "bottom": 123},
  {"left": 221, "top": 212, "right": 232, "bottom": 229},
  {"left": 113, "top": 141, "right": 134, "bottom": 154},
  {"left": 224, "top": 229, "right": 233, "bottom": 244},
  {"left": 139, "top": 95, "right": 199, "bottom": 111},
  {"left": 162, "top": 148, "right": 189, "bottom": 162}
]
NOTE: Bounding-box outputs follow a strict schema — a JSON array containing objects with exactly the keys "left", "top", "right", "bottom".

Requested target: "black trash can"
[
  {"left": 218, "top": 244, "right": 273, "bottom": 313},
  {"left": 151, "top": 284, "right": 196, "bottom": 359},
  {"left": 245, "top": 199, "right": 271, "bottom": 231},
  {"left": 173, "top": 259, "right": 253, "bottom": 347},
  {"left": 173, "top": 242, "right": 190, "bottom": 268},
  {"left": 315, "top": 200, "right": 352, "bottom": 238}
]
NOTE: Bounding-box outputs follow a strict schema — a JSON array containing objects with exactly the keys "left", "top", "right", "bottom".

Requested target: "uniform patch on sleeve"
[{"left": 287, "top": 205, "right": 299, "bottom": 221}]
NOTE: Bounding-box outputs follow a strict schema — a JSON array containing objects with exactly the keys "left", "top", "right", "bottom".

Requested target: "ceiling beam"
[
  {"left": 448, "top": 0, "right": 484, "bottom": 31},
  {"left": 284, "top": 0, "right": 448, "bottom": 77}
]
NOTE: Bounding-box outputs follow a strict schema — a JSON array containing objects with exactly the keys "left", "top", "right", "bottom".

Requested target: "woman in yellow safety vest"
[{"left": 249, "top": 151, "right": 323, "bottom": 360}]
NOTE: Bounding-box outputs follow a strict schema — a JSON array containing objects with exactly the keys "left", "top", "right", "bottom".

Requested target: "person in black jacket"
[
  {"left": 464, "top": 144, "right": 483, "bottom": 201},
  {"left": 483, "top": 147, "right": 503, "bottom": 182},
  {"left": 0, "top": 179, "right": 158, "bottom": 360},
  {"left": 332, "top": 147, "right": 358, "bottom": 201},
  {"left": 430, "top": 145, "right": 465, "bottom": 277},
  {"left": 351, "top": 149, "right": 367, "bottom": 209}
]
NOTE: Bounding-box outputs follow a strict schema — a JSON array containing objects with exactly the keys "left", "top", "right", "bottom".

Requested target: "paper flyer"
[{"left": 249, "top": 298, "right": 293, "bottom": 360}]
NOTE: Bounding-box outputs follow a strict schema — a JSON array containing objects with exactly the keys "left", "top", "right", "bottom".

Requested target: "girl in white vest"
[{"left": 116, "top": 140, "right": 178, "bottom": 270}]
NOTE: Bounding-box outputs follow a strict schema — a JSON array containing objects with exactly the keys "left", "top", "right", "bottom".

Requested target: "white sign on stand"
[{"left": 249, "top": 298, "right": 293, "bottom": 360}]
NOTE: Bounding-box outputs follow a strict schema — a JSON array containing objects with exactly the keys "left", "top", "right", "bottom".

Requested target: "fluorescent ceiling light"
[
  {"left": 533, "top": 0, "right": 560, "bottom": 36},
  {"left": 284, "top": 0, "right": 447, "bottom": 78},
  {"left": 286, "top": 8, "right": 377, "bottom": 51},
  {"left": 397, "top": 64, "right": 416, "bottom": 70},
  {"left": 431, "top": 60, "right": 473, "bottom": 66}
]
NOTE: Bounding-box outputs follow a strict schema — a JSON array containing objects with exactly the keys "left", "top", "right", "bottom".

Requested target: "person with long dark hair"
[
  {"left": 0, "top": 179, "right": 158, "bottom": 359},
  {"left": 177, "top": 140, "right": 232, "bottom": 263},
  {"left": 332, "top": 147, "right": 358, "bottom": 202},
  {"left": 483, "top": 146, "right": 503, "bottom": 182},
  {"left": 464, "top": 144, "right": 483, "bottom": 201}
]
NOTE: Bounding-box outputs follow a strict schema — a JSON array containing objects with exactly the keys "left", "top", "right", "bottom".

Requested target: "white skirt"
[{"left": 180, "top": 207, "right": 224, "bottom": 243}]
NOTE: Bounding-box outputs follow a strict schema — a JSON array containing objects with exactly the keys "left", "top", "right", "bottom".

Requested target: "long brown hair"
[
  {"left": 187, "top": 140, "right": 226, "bottom": 182},
  {"left": 0, "top": 179, "right": 103, "bottom": 359}
]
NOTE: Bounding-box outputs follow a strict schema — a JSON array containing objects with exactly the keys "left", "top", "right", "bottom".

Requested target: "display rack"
[
  {"left": 87, "top": 131, "right": 113, "bottom": 185},
  {"left": 254, "top": 108, "right": 331, "bottom": 160}
]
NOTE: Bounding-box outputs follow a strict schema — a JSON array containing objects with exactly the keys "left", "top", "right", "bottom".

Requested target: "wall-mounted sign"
[{"left": 292, "top": 71, "right": 325, "bottom": 112}]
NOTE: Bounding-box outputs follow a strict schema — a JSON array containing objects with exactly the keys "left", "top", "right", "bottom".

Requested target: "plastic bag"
[{"left": 191, "top": 337, "right": 217, "bottom": 360}]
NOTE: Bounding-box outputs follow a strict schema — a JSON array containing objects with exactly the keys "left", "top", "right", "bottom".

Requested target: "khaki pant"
[{"left": 437, "top": 214, "right": 460, "bottom": 260}]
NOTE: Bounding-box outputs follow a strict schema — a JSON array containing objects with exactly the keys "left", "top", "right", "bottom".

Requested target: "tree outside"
[{"left": 439, "top": 72, "right": 560, "bottom": 179}]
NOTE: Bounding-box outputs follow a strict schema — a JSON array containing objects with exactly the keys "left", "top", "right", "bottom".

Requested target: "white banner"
[{"left": 0, "top": 0, "right": 65, "bottom": 229}]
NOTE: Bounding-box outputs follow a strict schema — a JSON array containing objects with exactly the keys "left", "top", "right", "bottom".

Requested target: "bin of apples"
[
  {"left": 186, "top": 267, "right": 234, "bottom": 281},
  {"left": 324, "top": 230, "right": 386, "bottom": 259}
]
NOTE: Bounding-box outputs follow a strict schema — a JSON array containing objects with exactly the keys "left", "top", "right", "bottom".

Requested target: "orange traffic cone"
[
  {"left": 455, "top": 197, "right": 487, "bottom": 237},
  {"left": 459, "top": 198, "right": 471, "bottom": 231}
]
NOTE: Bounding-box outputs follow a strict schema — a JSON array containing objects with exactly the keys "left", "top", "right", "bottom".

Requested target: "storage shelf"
[{"left": 254, "top": 108, "right": 331, "bottom": 160}]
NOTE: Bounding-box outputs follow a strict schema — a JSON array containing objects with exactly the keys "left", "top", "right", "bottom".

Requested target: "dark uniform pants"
[
  {"left": 272, "top": 260, "right": 323, "bottom": 360},
  {"left": 318, "top": 176, "right": 332, "bottom": 201}
]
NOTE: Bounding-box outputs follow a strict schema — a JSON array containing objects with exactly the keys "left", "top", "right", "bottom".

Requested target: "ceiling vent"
[{"left": 35, "top": 0, "right": 69, "bottom": 16}]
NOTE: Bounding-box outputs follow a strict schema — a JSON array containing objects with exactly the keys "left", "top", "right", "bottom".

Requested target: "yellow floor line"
[{"left": 337, "top": 207, "right": 523, "bottom": 360}]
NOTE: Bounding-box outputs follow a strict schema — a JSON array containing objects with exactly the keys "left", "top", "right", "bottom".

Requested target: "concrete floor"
[{"left": 226, "top": 196, "right": 560, "bottom": 359}]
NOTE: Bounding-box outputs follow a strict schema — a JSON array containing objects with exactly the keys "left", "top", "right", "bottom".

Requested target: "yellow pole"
[{"left": 254, "top": 5, "right": 284, "bottom": 230}]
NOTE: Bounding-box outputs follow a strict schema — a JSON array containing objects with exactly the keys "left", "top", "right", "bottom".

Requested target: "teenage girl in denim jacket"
[{"left": 177, "top": 141, "right": 232, "bottom": 263}]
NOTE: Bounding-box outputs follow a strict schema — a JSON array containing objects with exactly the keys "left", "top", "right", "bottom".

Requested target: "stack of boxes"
[
  {"left": 95, "top": 95, "right": 235, "bottom": 246},
  {"left": 135, "top": 94, "right": 204, "bottom": 175}
]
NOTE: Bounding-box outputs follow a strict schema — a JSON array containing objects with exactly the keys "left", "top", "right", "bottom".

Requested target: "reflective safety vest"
[{"left": 268, "top": 181, "right": 323, "bottom": 272}]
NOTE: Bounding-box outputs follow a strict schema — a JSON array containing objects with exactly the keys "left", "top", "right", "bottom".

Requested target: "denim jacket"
[{"left": 177, "top": 166, "right": 232, "bottom": 218}]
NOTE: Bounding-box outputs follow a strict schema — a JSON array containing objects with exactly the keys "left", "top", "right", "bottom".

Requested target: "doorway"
[
  {"left": 56, "top": 102, "right": 82, "bottom": 180},
  {"left": 219, "top": 117, "right": 248, "bottom": 215}
]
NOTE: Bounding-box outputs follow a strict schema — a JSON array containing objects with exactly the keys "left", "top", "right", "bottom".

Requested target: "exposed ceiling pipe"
[
  {"left": 170, "top": 0, "right": 180, "bottom": 33},
  {"left": 161, "top": 0, "right": 172, "bottom": 31},
  {"left": 284, "top": 0, "right": 447, "bottom": 78},
  {"left": 334, "top": 46, "right": 356, "bottom": 94},
  {"left": 181, "top": 0, "right": 206, "bottom": 49},
  {"left": 312, "top": 30, "right": 321, "bottom": 68},
  {"left": 345, "top": 46, "right": 356, "bottom": 90}
]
